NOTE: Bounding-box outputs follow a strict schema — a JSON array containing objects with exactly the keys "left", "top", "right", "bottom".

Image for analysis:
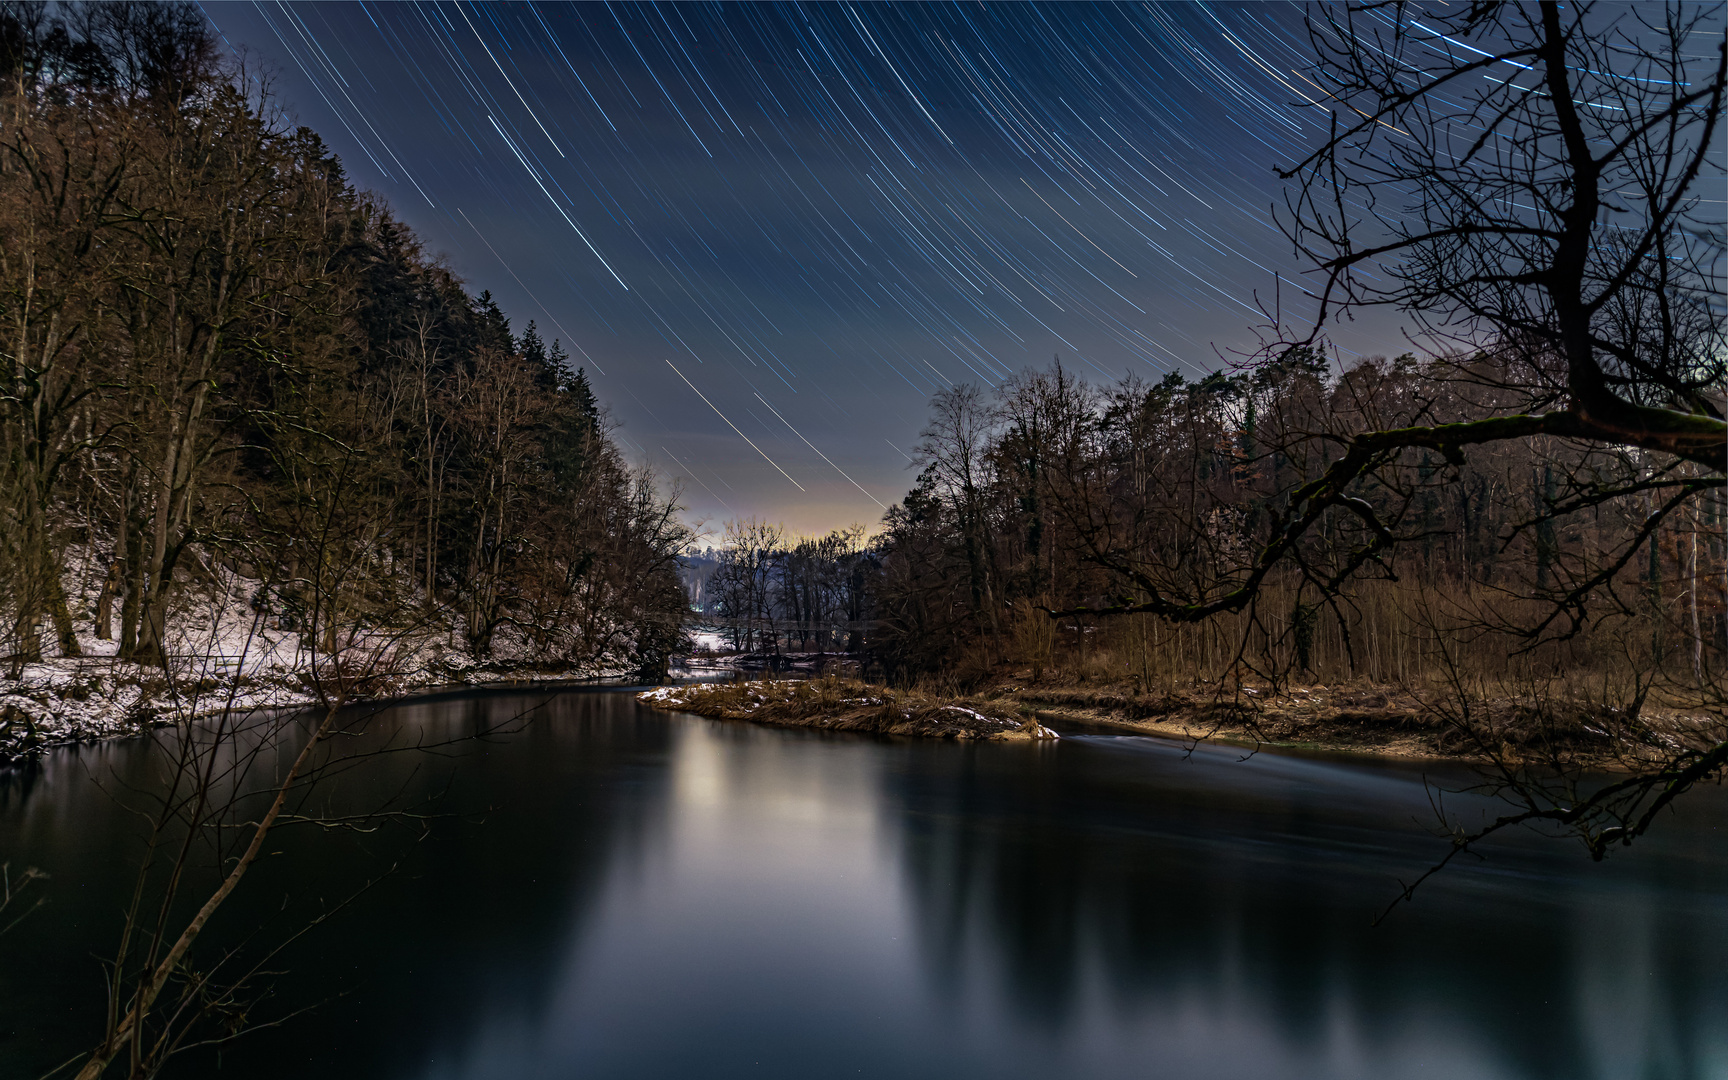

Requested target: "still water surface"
[{"left": 2, "top": 688, "right": 1724, "bottom": 1079}]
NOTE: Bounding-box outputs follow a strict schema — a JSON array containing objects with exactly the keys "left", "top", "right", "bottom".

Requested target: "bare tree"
[
  {"left": 915, "top": 385, "right": 1002, "bottom": 638},
  {"left": 1044, "top": 0, "right": 1727, "bottom": 858},
  {"left": 706, "top": 518, "right": 783, "bottom": 652},
  {"left": 865, "top": 3, "right": 1725, "bottom": 864},
  {"left": 66, "top": 445, "right": 455, "bottom": 1080}
]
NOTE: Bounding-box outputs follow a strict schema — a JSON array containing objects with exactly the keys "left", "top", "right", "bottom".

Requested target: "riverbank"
[
  {"left": 1000, "top": 678, "right": 1717, "bottom": 769},
  {"left": 1008, "top": 681, "right": 1460, "bottom": 759},
  {"left": 0, "top": 653, "right": 615, "bottom": 763},
  {"left": 638, "top": 677, "right": 1059, "bottom": 741},
  {"left": 0, "top": 647, "right": 634, "bottom": 763},
  {"left": 642, "top": 670, "right": 1710, "bottom": 768},
  {"left": 0, "top": 548, "right": 678, "bottom": 762},
  {"left": 11, "top": 642, "right": 1700, "bottom": 770}
]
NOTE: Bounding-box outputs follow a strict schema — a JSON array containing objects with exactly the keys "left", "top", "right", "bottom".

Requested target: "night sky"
[{"left": 200, "top": 1, "right": 1415, "bottom": 536}]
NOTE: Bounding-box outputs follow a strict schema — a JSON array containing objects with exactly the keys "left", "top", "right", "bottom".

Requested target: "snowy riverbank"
[
  {"left": 0, "top": 554, "right": 667, "bottom": 762},
  {"left": 0, "top": 638, "right": 643, "bottom": 762}
]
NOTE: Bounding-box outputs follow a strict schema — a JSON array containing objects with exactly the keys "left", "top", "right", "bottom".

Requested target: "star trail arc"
[{"left": 208, "top": 0, "right": 1413, "bottom": 534}]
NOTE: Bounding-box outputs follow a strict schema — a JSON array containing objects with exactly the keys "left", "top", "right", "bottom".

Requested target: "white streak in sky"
[
  {"left": 664, "top": 360, "right": 805, "bottom": 492},
  {"left": 753, "top": 393, "right": 887, "bottom": 509}
]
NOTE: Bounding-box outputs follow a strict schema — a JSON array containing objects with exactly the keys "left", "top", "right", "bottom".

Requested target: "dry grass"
[
  {"left": 889, "top": 574, "right": 1723, "bottom": 767},
  {"left": 647, "top": 572, "right": 1721, "bottom": 767},
  {"left": 638, "top": 673, "right": 1057, "bottom": 741},
  {"left": 1045, "top": 579, "right": 1635, "bottom": 693},
  {"left": 998, "top": 679, "right": 1664, "bottom": 763},
  {"left": 639, "top": 665, "right": 1714, "bottom": 766}
]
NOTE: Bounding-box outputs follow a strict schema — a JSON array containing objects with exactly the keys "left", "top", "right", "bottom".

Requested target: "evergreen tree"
[{"left": 545, "top": 341, "right": 600, "bottom": 494}]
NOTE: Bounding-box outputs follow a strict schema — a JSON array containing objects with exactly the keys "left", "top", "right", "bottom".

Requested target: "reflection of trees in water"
[
  {"left": 0, "top": 691, "right": 673, "bottom": 1080},
  {"left": 0, "top": 740, "right": 195, "bottom": 1073},
  {"left": 293, "top": 692, "right": 671, "bottom": 1080},
  {"left": 887, "top": 742, "right": 1728, "bottom": 1077},
  {"left": 264, "top": 691, "right": 675, "bottom": 1080},
  {"left": 11, "top": 710, "right": 1725, "bottom": 1078},
  {"left": 0, "top": 758, "right": 43, "bottom": 808}
]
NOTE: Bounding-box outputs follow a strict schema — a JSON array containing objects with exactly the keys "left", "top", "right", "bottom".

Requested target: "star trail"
[{"left": 201, "top": 1, "right": 1414, "bottom": 534}]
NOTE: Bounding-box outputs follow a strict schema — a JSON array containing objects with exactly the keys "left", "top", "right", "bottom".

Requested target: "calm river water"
[{"left": 2, "top": 687, "right": 1725, "bottom": 1079}]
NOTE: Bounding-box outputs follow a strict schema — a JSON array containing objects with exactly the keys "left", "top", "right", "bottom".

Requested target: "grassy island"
[
  {"left": 644, "top": 670, "right": 1710, "bottom": 770},
  {"left": 638, "top": 676, "right": 1058, "bottom": 741}
]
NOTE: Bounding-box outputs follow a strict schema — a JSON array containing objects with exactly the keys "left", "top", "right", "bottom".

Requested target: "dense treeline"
[
  {"left": 700, "top": 520, "right": 874, "bottom": 655},
  {"left": 0, "top": 2, "right": 689, "bottom": 677},
  {"left": 697, "top": 346, "right": 1720, "bottom": 691},
  {"left": 864, "top": 350, "right": 1723, "bottom": 687}
]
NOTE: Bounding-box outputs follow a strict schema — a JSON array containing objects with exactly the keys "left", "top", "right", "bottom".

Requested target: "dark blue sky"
[{"left": 202, "top": 1, "right": 1417, "bottom": 534}]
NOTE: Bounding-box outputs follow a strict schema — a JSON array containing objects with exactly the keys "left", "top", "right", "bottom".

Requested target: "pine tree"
[
  {"left": 518, "top": 320, "right": 554, "bottom": 388},
  {"left": 543, "top": 340, "right": 600, "bottom": 493}
]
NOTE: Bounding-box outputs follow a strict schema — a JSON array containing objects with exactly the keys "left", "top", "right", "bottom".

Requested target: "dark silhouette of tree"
[
  {"left": 870, "top": 2, "right": 1725, "bottom": 868},
  {"left": 0, "top": 1, "right": 693, "bottom": 680}
]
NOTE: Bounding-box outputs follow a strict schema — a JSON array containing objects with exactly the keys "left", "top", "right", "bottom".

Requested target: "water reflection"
[
  {"left": 1, "top": 693, "right": 1723, "bottom": 1080},
  {"left": 884, "top": 735, "right": 1728, "bottom": 1079}
]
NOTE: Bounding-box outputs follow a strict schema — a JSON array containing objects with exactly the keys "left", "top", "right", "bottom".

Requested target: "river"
[{"left": 2, "top": 687, "right": 1724, "bottom": 1079}]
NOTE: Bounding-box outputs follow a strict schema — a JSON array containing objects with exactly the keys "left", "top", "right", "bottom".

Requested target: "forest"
[
  {"left": 707, "top": 349, "right": 1723, "bottom": 689},
  {"left": 697, "top": 0, "right": 1727, "bottom": 856},
  {"left": 2, "top": 0, "right": 1723, "bottom": 857},
  {"left": 0, "top": 2, "right": 691, "bottom": 690},
  {"left": 1, "top": 4, "right": 1722, "bottom": 1078}
]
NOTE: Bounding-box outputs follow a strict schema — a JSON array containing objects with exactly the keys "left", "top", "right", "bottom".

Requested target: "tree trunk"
[
  {"left": 95, "top": 556, "right": 120, "bottom": 641},
  {"left": 48, "top": 572, "right": 79, "bottom": 657},
  {"left": 119, "top": 541, "right": 142, "bottom": 660},
  {"left": 9, "top": 612, "right": 40, "bottom": 675}
]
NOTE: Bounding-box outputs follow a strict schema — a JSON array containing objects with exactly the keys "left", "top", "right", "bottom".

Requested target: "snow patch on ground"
[
  {"left": 0, "top": 550, "right": 645, "bottom": 762},
  {"left": 686, "top": 630, "right": 733, "bottom": 654},
  {"left": 939, "top": 705, "right": 1010, "bottom": 728}
]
